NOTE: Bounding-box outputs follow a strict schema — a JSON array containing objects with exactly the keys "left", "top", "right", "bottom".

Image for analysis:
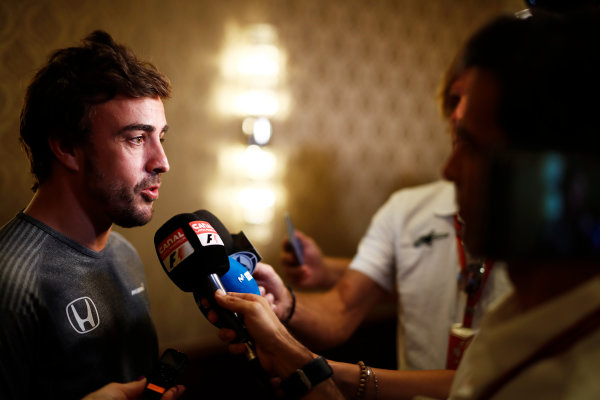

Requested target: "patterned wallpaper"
[{"left": 0, "top": 0, "right": 524, "bottom": 349}]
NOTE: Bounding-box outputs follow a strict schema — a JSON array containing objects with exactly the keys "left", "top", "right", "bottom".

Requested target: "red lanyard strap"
[
  {"left": 454, "top": 215, "right": 467, "bottom": 270},
  {"left": 454, "top": 215, "right": 494, "bottom": 328},
  {"left": 463, "top": 260, "right": 493, "bottom": 328}
]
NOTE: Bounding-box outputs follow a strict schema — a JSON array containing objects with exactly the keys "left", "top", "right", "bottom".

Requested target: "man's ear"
[{"left": 48, "top": 137, "right": 81, "bottom": 172}]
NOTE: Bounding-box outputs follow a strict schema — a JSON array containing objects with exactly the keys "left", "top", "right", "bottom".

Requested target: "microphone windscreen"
[
  {"left": 220, "top": 256, "right": 261, "bottom": 295},
  {"left": 193, "top": 209, "right": 234, "bottom": 251},
  {"left": 154, "top": 213, "right": 229, "bottom": 292},
  {"left": 229, "top": 251, "right": 260, "bottom": 274},
  {"left": 193, "top": 256, "right": 260, "bottom": 326},
  {"left": 194, "top": 210, "right": 262, "bottom": 270}
]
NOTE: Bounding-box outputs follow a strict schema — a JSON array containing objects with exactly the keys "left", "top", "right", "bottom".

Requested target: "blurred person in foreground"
[
  {"left": 255, "top": 9, "right": 514, "bottom": 379},
  {"left": 0, "top": 31, "right": 184, "bottom": 399},
  {"left": 215, "top": 12, "right": 600, "bottom": 400}
]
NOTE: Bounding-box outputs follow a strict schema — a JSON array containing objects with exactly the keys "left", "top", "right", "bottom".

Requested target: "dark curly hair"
[{"left": 19, "top": 30, "right": 171, "bottom": 191}]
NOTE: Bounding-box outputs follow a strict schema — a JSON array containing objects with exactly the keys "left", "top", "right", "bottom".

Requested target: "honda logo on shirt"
[{"left": 66, "top": 297, "right": 100, "bottom": 334}]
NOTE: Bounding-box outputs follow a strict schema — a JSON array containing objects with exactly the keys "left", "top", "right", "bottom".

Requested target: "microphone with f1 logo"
[
  {"left": 153, "top": 212, "right": 255, "bottom": 347},
  {"left": 189, "top": 210, "right": 262, "bottom": 323},
  {"left": 193, "top": 209, "right": 262, "bottom": 273},
  {"left": 154, "top": 210, "right": 270, "bottom": 390}
]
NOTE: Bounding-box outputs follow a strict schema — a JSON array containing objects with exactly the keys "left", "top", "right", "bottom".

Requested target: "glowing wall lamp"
[
  {"left": 216, "top": 22, "right": 289, "bottom": 144},
  {"left": 213, "top": 23, "right": 288, "bottom": 236},
  {"left": 237, "top": 186, "right": 276, "bottom": 224},
  {"left": 242, "top": 117, "right": 272, "bottom": 146}
]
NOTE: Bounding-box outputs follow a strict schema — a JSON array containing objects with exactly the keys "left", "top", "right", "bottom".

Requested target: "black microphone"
[
  {"left": 185, "top": 211, "right": 262, "bottom": 327},
  {"left": 155, "top": 210, "right": 272, "bottom": 391},
  {"left": 188, "top": 210, "right": 276, "bottom": 389},
  {"left": 193, "top": 209, "right": 263, "bottom": 273},
  {"left": 153, "top": 212, "right": 254, "bottom": 348}
]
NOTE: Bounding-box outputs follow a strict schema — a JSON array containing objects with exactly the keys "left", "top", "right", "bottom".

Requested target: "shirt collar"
[{"left": 433, "top": 180, "right": 458, "bottom": 218}]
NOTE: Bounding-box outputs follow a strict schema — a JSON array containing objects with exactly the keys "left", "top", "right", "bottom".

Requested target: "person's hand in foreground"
[
  {"left": 81, "top": 378, "right": 185, "bottom": 400},
  {"left": 212, "top": 290, "right": 343, "bottom": 399},
  {"left": 252, "top": 262, "right": 294, "bottom": 320}
]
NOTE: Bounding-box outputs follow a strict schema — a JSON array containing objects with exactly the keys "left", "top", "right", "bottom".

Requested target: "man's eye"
[
  {"left": 447, "top": 96, "right": 460, "bottom": 111},
  {"left": 131, "top": 136, "right": 144, "bottom": 145},
  {"left": 453, "top": 136, "right": 473, "bottom": 150}
]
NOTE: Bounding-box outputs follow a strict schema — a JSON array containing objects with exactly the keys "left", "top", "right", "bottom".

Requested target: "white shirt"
[
  {"left": 350, "top": 180, "right": 513, "bottom": 369},
  {"left": 450, "top": 276, "right": 600, "bottom": 399}
]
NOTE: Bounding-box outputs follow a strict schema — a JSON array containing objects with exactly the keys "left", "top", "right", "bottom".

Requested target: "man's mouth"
[{"left": 140, "top": 183, "right": 160, "bottom": 201}]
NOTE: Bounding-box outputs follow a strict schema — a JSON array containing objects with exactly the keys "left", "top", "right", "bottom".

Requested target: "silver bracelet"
[{"left": 367, "top": 366, "right": 379, "bottom": 400}]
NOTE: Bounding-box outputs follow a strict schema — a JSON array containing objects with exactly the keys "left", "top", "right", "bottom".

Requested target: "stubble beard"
[{"left": 84, "top": 158, "right": 155, "bottom": 228}]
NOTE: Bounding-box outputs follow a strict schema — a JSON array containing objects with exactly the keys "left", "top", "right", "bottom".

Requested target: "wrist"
[
  {"left": 267, "top": 325, "right": 314, "bottom": 378},
  {"left": 276, "top": 348, "right": 315, "bottom": 379},
  {"left": 280, "top": 356, "right": 334, "bottom": 399},
  {"left": 283, "top": 285, "right": 296, "bottom": 325},
  {"left": 354, "top": 361, "right": 379, "bottom": 400}
]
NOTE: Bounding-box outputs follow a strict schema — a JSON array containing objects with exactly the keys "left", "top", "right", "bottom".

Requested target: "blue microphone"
[
  {"left": 220, "top": 256, "right": 261, "bottom": 295},
  {"left": 193, "top": 256, "right": 260, "bottom": 320}
]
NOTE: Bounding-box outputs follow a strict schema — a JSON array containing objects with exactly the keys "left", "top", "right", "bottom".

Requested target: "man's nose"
[{"left": 147, "top": 140, "right": 169, "bottom": 174}]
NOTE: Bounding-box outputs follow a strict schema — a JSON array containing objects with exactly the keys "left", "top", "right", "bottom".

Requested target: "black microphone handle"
[
  {"left": 204, "top": 273, "right": 257, "bottom": 356},
  {"left": 205, "top": 273, "right": 272, "bottom": 393}
]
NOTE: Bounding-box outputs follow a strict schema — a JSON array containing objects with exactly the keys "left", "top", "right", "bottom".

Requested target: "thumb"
[
  {"left": 120, "top": 378, "right": 147, "bottom": 398},
  {"left": 214, "top": 290, "right": 260, "bottom": 313}
]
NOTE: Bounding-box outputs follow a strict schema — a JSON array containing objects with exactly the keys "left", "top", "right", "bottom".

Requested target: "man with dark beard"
[{"left": 0, "top": 31, "right": 184, "bottom": 399}]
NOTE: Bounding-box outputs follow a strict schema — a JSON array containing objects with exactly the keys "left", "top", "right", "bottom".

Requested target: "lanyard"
[{"left": 453, "top": 215, "right": 493, "bottom": 328}]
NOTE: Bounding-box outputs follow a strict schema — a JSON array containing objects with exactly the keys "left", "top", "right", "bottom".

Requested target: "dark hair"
[
  {"left": 19, "top": 30, "right": 171, "bottom": 191},
  {"left": 437, "top": 15, "right": 528, "bottom": 120},
  {"left": 437, "top": 44, "right": 470, "bottom": 119},
  {"left": 524, "top": 0, "right": 600, "bottom": 16},
  {"left": 469, "top": 13, "right": 600, "bottom": 152}
]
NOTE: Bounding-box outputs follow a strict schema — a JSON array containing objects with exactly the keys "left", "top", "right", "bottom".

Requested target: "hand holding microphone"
[
  {"left": 154, "top": 210, "right": 335, "bottom": 396},
  {"left": 153, "top": 211, "right": 255, "bottom": 349},
  {"left": 188, "top": 210, "right": 262, "bottom": 325},
  {"left": 213, "top": 290, "right": 315, "bottom": 378},
  {"left": 213, "top": 290, "right": 339, "bottom": 400},
  {"left": 193, "top": 256, "right": 260, "bottom": 324},
  {"left": 251, "top": 262, "right": 296, "bottom": 321}
]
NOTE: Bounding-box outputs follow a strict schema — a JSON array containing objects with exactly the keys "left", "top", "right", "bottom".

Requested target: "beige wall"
[{"left": 0, "top": 0, "right": 524, "bottom": 351}]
